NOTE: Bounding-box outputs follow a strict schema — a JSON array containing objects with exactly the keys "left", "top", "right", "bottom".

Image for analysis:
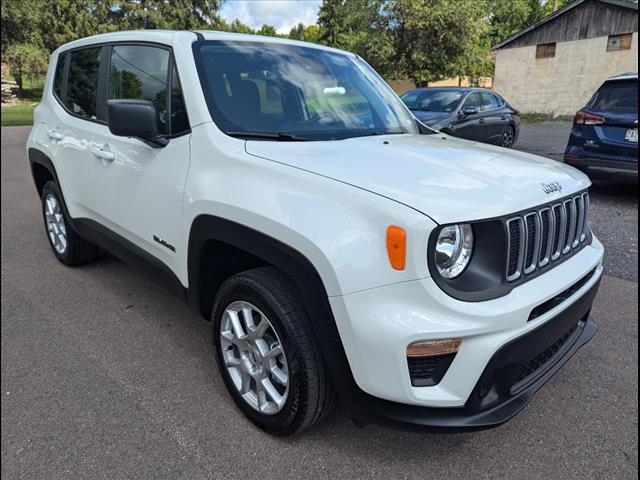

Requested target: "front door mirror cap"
[{"left": 107, "top": 99, "right": 169, "bottom": 148}]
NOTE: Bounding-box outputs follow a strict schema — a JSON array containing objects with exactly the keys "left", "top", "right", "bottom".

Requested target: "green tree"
[
  {"left": 226, "top": 18, "right": 255, "bottom": 34},
  {"left": 0, "top": 0, "right": 44, "bottom": 56},
  {"left": 386, "top": 0, "right": 490, "bottom": 86},
  {"left": 4, "top": 43, "right": 49, "bottom": 92},
  {"left": 256, "top": 24, "right": 278, "bottom": 37},
  {"left": 303, "top": 25, "right": 324, "bottom": 44},
  {"left": 288, "top": 22, "right": 306, "bottom": 40},
  {"left": 318, "top": 0, "right": 395, "bottom": 76}
]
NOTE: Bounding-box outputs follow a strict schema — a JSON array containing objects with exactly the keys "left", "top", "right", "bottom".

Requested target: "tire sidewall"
[
  {"left": 41, "top": 181, "right": 71, "bottom": 263},
  {"left": 211, "top": 279, "right": 307, "bottom": 434}
]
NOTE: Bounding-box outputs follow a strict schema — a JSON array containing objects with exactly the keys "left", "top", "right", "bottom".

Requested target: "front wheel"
[
  {"left": 500, "top": 125, "right": 516, "bottom": 148},
  {"left": 211, "top": 267, "right": 335, "bottom": 435}
]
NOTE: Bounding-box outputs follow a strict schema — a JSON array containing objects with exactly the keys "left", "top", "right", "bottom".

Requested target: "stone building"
[{"left": 492, "top": 0, "right": 638, "bottom": 116}]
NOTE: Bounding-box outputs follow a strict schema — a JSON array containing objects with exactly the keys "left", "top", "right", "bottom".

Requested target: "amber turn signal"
[
  {"left": 406, "top": 339, "right": 462, "bottom": 358},
  {"left": 386, "top": 225, "right": 406, "bottom": 270}
]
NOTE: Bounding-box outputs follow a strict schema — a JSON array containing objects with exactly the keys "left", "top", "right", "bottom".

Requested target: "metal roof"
[{"left": 492, "top": 0, "right": 638, "bottom": 51}]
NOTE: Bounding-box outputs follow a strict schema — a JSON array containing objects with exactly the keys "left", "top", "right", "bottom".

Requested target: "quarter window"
[
  {"left": 170, "top": 64, "right": 190, "bottom": 135},
  {"left": 65, "top": 47, "right": 102, "bottom": 119},
  {"left": 108, "top": 45, "right": 170, "bottom": 134},
  {"left": 53, "top": 52, "right": 67, "bottom": 100}
]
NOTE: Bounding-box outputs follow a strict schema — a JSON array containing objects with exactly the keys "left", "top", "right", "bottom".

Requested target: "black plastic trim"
[
  {"left": 427, "top": 190, "right": 593, "bottom": 302},
  {"left": 74, "top": 218, "right": 186, "bottom": 299}
]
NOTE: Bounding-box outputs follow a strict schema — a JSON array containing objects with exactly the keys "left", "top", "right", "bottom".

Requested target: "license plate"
[{"left": 625, "top": 128, "right": 638, "bottom": 143}]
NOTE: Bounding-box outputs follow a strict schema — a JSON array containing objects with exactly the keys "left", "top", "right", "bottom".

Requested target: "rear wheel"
[
  {"left": 211, "top": 267, "right": 335, "bottom": 435},
  {"left": 41, "top": 181, "right": 99, "bottom": 265},
  {"left": 501, "top": 125, "right": 515, "bottom": 148}
]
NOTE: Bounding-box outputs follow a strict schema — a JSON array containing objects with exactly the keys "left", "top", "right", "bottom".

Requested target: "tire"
[
  {"left": 41, "top": 181, "right": 99, "bottom": 266},
  {"left": 211, "top": 267, "right": 335, "bottom": 435},
  {"left": 500, "top": 125, "right": 515, "bottom": 148}
]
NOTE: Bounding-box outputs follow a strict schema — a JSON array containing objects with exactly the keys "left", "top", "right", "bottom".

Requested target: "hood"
[
  {"left": 245, "top": 133, "right": 590, "bottom": 224},
  {"left": 411, "top": 110, "right": 451, "bottom": 125}
]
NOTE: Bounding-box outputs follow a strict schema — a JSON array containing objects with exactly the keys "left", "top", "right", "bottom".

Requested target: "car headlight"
[{"left": 434, "top": 224, "right": 474, "bottom": 278}]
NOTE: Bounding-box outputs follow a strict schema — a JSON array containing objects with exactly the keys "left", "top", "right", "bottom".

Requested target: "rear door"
[
  {"left": 583, "top": 79, "right": 638, "bottom": 162},
  {"left": 453, "top": 92, "right": 486, "bottom": 141},
  {"left": 46, "top": 46, "right": 103, "bottom": 219},
  {"left": 89, "top": 43, "right": 191, "bottom": 273}
]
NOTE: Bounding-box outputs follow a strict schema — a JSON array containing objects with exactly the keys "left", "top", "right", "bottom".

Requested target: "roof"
[
  {"left": 607, "top": 72, "right": 638, "bottom": 80},
  {"left": 492, "top": 0, "right": 638, "bottom": 50},
  {"left": 56, "top": 29, "right": 351, "bottom": 56}
]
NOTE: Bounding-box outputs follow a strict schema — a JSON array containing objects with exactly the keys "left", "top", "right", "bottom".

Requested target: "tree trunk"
[{"left": 14, "top": 74, "right": 23, "bottom": 94}]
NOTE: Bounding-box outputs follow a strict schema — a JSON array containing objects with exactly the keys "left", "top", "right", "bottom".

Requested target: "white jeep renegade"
[{"left": 27, "top": 30, "right": 604, "bottom": 435}]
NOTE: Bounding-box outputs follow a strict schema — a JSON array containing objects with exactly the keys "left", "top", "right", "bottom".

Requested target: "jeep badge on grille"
[{"left": 541, "top": 182, "right": 562, "bottom": 194}]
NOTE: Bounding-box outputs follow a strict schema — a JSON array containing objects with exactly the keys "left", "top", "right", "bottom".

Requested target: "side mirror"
[
  {"left": 107, "top": 99, "right": 168, "bottom": 148},
  {"left": 460, "top": 106, "right": 479, "bottom": 117}
]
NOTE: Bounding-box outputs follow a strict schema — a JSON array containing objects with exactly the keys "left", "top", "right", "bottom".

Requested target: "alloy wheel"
[
  {"left": 44, "top": 193, "right": 67, "bottom": 254},
  {"left": 219, "top": 301, "right": 289, "bottom": 415}
]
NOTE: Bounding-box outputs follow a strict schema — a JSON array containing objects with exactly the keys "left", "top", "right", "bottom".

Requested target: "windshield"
[
  {"left": 400, "top": 90, "right": 463, "bottom": 112},
  {"left": 193, "top": 41, "right": 419, "bottom": 140}
]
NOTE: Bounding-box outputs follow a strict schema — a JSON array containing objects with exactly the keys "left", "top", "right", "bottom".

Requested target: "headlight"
[{"left": 434, "top": 224, "right": 474, "bottom": 278}]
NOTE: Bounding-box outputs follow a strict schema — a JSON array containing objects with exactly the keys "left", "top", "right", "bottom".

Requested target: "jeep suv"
[{"left": 27, "top": 31, "right": 604, "bottom": 435}]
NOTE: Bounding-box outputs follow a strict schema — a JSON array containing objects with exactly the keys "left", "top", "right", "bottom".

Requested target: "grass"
[
  {"left": 519, "top": 112, "right": 574, "bottom": 124},
  {"left": 1, "top": 103, "right": 37, "bottom": 126},
  {"left": 1, "top": 77, "right": 44, "bottom": 127}
]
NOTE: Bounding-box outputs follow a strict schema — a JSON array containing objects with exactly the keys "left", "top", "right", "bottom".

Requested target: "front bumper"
[{"left": 328, "top": 238, "right": 604, "bottom": 430}]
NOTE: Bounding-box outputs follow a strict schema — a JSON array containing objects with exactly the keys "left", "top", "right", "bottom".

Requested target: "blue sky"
[{"left": 219, "top": 0, "right": 322, "bottom": 34}]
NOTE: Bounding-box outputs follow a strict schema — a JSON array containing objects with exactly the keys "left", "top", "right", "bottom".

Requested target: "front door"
[
  {"left": 452, "top": 92, "right": 486, "bottom": 141},
  {"left": 89, "top": 44, "right": 192, "bottom": 275}
]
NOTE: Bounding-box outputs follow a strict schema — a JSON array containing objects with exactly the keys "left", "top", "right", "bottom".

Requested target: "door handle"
[
  {"left": 479, "top": 118, "right": 485, "bottom": 124},
  {"left": 500, "top": 116, "right": 507, "bottom": 120},
  {"left": 46, "top": 129, "right": 64, "bottom": 141},
  {"left": 91, "top": 146, "right": 115, "bottom": 161}
]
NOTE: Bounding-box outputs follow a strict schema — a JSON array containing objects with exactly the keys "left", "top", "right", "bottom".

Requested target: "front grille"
[
  {"left": 513, "top": 323, "right": 580, "bottom": 385},
  {"left": 407, "top": 353, "right": 456, "bottom": 387},
  {"left": 506, "top": 192, "right": 590, "bottom": 282}
]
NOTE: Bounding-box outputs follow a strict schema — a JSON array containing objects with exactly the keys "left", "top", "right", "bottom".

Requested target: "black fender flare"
[
  {"left": 186, "top": 214, "right": 361, "bottom": 405},
  {"left": 28, "top": 147, "right": 78, "bottom": 230}
]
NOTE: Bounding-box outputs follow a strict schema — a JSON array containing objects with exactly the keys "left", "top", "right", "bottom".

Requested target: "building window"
[
  {"left": 536, "top": 43, "right": 556, "bottom": 59},
  {"left": 607, "top": 33, "right": 633, "bottom": 51}
]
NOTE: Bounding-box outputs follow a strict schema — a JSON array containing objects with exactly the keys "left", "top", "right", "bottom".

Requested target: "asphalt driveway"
[{"left": 2, "top": 126, "right": 638, "bottom": 479}]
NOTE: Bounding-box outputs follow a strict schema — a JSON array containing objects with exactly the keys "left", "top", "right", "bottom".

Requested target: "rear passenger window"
[
  {"left": 53, "top": 52, "right": 67, "bottom": 100},
  {"left": 65, "top": 47, "right": 102, "bottom": 119},
  {"left": 108, "top": 45, "right": 170, "bottom": 134}
]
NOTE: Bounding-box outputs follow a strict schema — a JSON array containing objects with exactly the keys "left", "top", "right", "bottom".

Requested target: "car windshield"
[
  {"left": 401, "top": 90, "right": 463, "bottom": 112},
  {"left": 588, "top": 80, "right": 638, "bottom": 113},
  {"left": 193, "top": 41, "right": 419, "bottom": 141}
]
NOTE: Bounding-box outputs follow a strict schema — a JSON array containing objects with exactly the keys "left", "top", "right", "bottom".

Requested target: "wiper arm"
[{"left": 226, "top": 131, "right": 312, "bottom": 141}]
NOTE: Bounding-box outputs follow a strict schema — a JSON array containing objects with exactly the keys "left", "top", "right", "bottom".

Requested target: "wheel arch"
[
  {"left": 28, "top": 147, "right": 58, "bottom": 197},
  {"left": 186, "top": 214, "right": 359, "bottom": 399}
]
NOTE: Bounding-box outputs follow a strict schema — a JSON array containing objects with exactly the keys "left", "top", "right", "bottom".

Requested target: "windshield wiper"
[{"left": 226, "top": 131, "right": 312, "bottom": 142}]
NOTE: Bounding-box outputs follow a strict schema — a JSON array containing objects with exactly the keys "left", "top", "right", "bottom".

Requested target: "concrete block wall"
[{"left": 493, "top": 33, "right": 638, "bottom": 116}]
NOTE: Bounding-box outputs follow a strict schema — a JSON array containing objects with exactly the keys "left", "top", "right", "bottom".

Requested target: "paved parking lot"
[{"left": 2, "top": 126, "right": 638, "bottom": 479}]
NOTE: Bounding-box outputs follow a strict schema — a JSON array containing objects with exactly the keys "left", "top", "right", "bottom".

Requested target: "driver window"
[{"left": 463, "top": 92, "right": 482, "bottom": 110}]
